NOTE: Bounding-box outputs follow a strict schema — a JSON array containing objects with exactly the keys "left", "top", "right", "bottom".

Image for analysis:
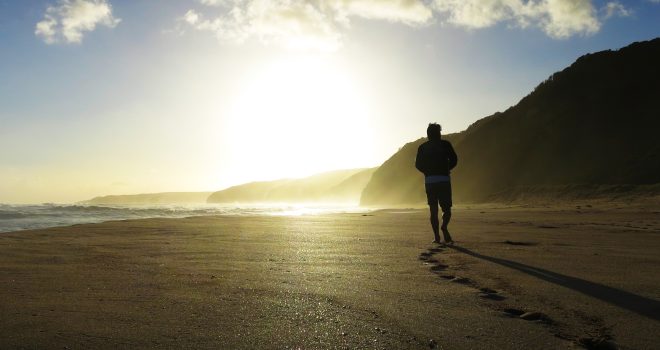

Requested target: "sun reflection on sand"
[{"left": 264, "top": 204, "right": 371, "bottom": 217}]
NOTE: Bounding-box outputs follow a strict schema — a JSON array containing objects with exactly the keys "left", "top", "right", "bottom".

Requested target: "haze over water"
[{"left": 0, "top": 203, "right": 369, "bottom": 233}]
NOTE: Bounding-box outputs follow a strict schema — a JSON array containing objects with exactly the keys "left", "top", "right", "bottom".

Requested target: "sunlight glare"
[{"left": 225, "top": 55, "right": 375, "bottom": 181}]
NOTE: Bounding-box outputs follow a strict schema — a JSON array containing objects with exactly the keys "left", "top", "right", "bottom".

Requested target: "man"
[{"left": 415, "top": 123, "right": 458, "bottom": 244}]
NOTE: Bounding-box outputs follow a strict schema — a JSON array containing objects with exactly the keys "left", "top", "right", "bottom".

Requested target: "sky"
[{"left": 0, "top": 0, "right": 659, "bottom": 204}]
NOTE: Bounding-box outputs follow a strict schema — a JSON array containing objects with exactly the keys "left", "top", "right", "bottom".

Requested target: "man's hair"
[{"left": 427, "top": 123, "right": 442, "bottom": 140}]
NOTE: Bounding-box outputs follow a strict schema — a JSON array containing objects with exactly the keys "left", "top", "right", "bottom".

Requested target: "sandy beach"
[{"left": 1, "top": 205, "right": 659, "bottom": 349}]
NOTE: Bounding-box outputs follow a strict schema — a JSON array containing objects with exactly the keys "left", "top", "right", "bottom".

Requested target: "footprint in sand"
[
  {"left": 449, "top": 276, "right": 474, "bottom": 285},
  {"left": 502, "top": 240, "right": 538, "bottom": 246},
  {"left": 478, "top": 292, "right": 506, "bottom": 301},
  {"left": 502, "top": 309, "right": 552, "bottom": 324},
  {"left": 418, "top": 252, "right": 433, "bottom": 261},
  {"left": 477, "top": 287, "right": 506, "bottom": 301},
  {"left": 519, "top": 311, "right": 551, "bottom": 323},
  {"left": 429, "top": 264, "right": 448, "bottom": 273},
  {"left": 421, "top": 247, "right": 506, "bottom": 302},
  {"left": 578, "top": 336, "right": 618, "bottom": 350},
  {"left": 502, "top": 308, "right": 526, "bottom": 317}
]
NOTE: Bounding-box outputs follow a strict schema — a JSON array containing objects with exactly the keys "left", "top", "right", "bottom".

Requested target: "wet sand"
[{"left": 1, "top": 205, "right": 659, "bottom": 349}]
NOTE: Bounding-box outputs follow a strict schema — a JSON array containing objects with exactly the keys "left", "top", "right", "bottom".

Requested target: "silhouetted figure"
[{"left": 415, "top": 123, "right": 458, "bottom": 244}]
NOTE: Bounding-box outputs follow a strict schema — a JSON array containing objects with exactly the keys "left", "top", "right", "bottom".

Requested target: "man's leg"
[
  {"left": 439, "top": 182, "right": 454, "bottom": 243},
  {"left": 440, "top": 204, "right": 453, "bottom": 243},
  {"left": 429, "top": 204, "right": 441, "bottom": 243},
  {"left": 426, "top": 183, "right": 441, "bottom": 243}
]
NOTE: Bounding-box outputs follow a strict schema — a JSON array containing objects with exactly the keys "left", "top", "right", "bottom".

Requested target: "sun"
[{"left": 224, "top": 55, "right": 376, "bottom": 181}]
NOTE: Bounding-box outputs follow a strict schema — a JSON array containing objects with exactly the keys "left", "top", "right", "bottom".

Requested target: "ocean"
[{"left": 0, "top": 203, "right": 368, "bottom": 233}]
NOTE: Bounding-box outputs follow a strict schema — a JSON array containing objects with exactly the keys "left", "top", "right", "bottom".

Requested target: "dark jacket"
[{"left": 415, "top": 139, "right": 458, "bottom": 176}]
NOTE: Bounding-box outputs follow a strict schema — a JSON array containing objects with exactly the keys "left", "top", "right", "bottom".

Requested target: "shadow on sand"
[{"left": 449, "top": 245, "right": 660, "bottom": 322}]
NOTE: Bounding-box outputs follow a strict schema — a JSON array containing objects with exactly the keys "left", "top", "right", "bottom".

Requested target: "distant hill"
[
  {"left": 83, "top": 192, "right": 213, "bottom": 205},
  {"left": 361, "top": 38, "right": 660, "bottom": 205},
  {"left": 207, "top": 168, "right": 376, "bottom": 204}
]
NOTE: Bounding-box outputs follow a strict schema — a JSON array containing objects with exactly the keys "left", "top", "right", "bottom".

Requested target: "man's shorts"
[{"left": 425, "top": 182, "right": 452, "bottom": 209}]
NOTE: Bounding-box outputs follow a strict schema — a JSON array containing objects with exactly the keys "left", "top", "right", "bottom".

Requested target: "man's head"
[{"left": 427, "top": 123, "right": 441, "bottom": 141}]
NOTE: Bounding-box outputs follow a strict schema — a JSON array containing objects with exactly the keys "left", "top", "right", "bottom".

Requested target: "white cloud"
[
  {"left": 603, "top": 1, "right": 631, "bottom": 19},
  {"left": 181, "top": 0, "right": 433, "bottom": 51},
  {"left": 331, "top": 0, "right": 433, "bottom": 25},
  {"left": 180, "top": 0, "right": 633, "bottom": 50},
  {"left": 35, "top": 0, "right": 120, "bottom": 44},
  {"left": 541, "top": 0, "right": 601, "bottom": 38},
  {"left": 199, "top": 0, "right": 227, "bottom": 6},
  {"left": 432, "top": 0, "right": 604, "bottom": 39},
  {"left": 433, "top": 0, "right": 522, "bottom": 29},
  {"left": 183, "top": 9, "right": 201, "bottom": 25}
]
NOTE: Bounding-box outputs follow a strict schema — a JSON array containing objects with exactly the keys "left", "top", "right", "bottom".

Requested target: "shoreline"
[
  {"left": 0, "top": 203, "right": 372, "bottom": 234},
  {"left": 3, "top": 195, "right": 659, "bottom": 234},
  {"left": 1, "top": 207, "right": 659, "bottom": 349}
]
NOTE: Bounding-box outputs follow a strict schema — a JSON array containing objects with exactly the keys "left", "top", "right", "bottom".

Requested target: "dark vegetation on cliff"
[{"left": 361, "top": 38, "right": 660, "bottom": 205}]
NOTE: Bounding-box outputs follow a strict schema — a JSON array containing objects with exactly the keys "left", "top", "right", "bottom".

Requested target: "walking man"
[{"left": 415, "top": 123, "right": 458, "bottom": 244}]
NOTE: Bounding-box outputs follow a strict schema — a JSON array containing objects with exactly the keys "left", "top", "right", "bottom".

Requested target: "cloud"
[
  {"left": 331, "top": 0, "right": 433, "bottom": 25},
  {"left": 180, "top": 0, "right": 432, "bottom": 51},
  {"left": 603, "top": 1, "right": 632, "bottom": 19},
  {"left": 432, "top": 0, "right": 604, "bottom": 39},
  {"left": 180, "top": 0, "right": 633, "bottom": 50},
  {"left": 183, "top": 9, "right": 201, "bottom": 25},
  {"left": 432, "top": 0, "right": 524, "bottom": 29},
  {"left": 541, "top": 0, "right": 601, "bottom": 38},
  {"left": 198, "top": 0, "right": 227, "bottom": 6},
  {"left": 35, "top": 0, "right": 120, "bottom": 44}
]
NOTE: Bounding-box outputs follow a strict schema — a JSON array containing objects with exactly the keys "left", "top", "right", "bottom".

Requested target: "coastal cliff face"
[
  {"left": 207, "top": 168, "right": 376, "bottom": 204},
  {"left": 360, "top": 38, "right": 660, "bottom": 205},
  {"left": 83, "top": 169, "right": 377, "bottom": 206}
]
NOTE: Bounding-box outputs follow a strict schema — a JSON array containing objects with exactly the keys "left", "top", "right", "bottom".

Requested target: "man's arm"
[
  {"left": 447, "top": 142, "right": 458, "bottom": 171},
  {"left": 415, "top": 145, "right": 426, "bottom": 174}
]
